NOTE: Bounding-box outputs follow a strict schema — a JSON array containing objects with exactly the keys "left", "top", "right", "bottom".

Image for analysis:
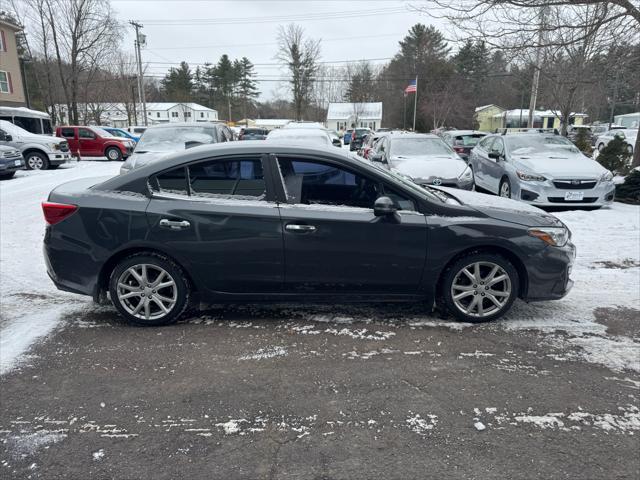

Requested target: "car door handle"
[
  {"left": 159, "top": 219, "right": 191, "bottom": 230},
  {"left": 285, "top": 224, "right": 316, "bottom": 233}
]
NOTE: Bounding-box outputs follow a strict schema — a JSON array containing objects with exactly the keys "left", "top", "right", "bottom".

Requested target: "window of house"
[
  {"left": 0, "top": 30, "right": 5, "bottom": 52},
  {"left": 185, "top": 112, "right": 192, "bottom": 118},
  {"left": 200, "top": 112, "right": 204, "bottom": 118},
  {"left": 156, "top": 112, "right": 160, "bottom": 117},
  {"left": 0, "top": 71, "right": 9, "bottom": 93},
  {"left": 171, "top": 112, "right": 179, "bottom": 118},
  {"left": 188, "top": 158, "right": 265, "bottom": 199}
]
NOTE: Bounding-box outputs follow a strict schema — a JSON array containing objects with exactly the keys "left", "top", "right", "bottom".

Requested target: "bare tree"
[
  {"left": 276, "top": 24, "right": 321, "bottom": 121},
  {"left": 41, "top": 0, "right": 121, "bottom": 124}
]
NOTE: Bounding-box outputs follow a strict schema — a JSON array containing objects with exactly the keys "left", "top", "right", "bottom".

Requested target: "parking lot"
[{"left": 1, "top": 161, "right": 639, "bottom": 478}]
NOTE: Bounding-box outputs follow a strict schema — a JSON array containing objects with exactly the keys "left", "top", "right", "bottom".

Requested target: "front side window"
[
  {"left": 277, "top": 158, "right": 381, "bottom": 209},
  {"left": 155, "top": 166, "right": 188, "bottom": 195},
  {"left": 79, "top": 128, "right": 96, "bottom": 139},
  {"left": 491, "top": 138, "right": 505, "bottom": 156}
]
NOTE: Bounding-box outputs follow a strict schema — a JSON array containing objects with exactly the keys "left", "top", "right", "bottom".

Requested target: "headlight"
[
  {"left": 458, "top": 166, "right": 473, "bottom": 181},
  {"left": 600, "top": 171, "right": 613, "bottom": 182},
  {"left": 517, "top": 170, "right": 546, "bottom": 181},
  {"left": 528, "top": 227, "right": 569, "bottom": 247},
  {"left": 50, "top": 143, "right": 60, "bottom": 150}
]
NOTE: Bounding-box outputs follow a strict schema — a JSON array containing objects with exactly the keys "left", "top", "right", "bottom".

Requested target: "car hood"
[
  {"left": 120, "top": 151, "right": 169, "bottom": 173},
  {"left": 432, "top": 186, "right": 563, "bottom": 227},
  {"left": 390, "top": 155, "right": 467, "bottom": 179},
  {"left": 512, "top": 153, "right": 606, "bottom": 178},
  {"left": 23, "top": 133, "right": 65, "bottom": 144}
]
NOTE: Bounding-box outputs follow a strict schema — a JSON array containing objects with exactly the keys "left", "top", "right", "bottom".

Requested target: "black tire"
[
  {"left": 105, "top": 147, "right": 123, "bottom": 162},
  {"left": 499, "top": 177, "right": 512, "bottom": 198},
  {"left": 0, "top": 172, "right": 16, "bottom": 179},
  {"left": 108, "top": 253, "right": 190, "bottom": 326},
  {"left": 597, "top": 143, "right": 605, "bottom": 152},
  {"left": 441, "top": 252, "right": 519, "bottom": 323},
  {"left": 24, "top": 151, "right": 50, "bottom": 170}
]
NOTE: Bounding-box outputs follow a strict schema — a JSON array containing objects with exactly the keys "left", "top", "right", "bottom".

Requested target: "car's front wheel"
[
  {"left": 109, "top": 253, "right": 190, "bottom": 326},
  {"left": 105, "top": 147, "right": 123, "bottom": 161},
  {"left": 25, "top": 151, "right": 49, "bottom": 170},
  {"left": 442, "top": 253, "right": 519, "bottom": 323},
  {"left": 499, "top": 177, "right": 512, "bottom": 198}
]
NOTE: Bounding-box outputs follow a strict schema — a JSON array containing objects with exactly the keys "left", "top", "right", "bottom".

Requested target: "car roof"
[
  {"left": 100, "top": 142, "right": 360, "bottom": 190},
  {"left": 145, "top": 122, "right": 220, "bottom": 130},
  {"left": 445, "top": 130, "right": 487, "bottom": 135},
  {"left": 389, "top": 132, "right": 440, "bottom": 140}
]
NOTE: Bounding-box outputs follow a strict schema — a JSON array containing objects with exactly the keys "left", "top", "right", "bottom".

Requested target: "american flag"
[{"left": 404, "top": 79, "right": 417, "bottom": 94}]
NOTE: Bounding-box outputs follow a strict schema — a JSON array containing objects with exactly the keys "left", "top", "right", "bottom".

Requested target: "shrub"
[
  {"left": 615, "top": 169, "right": 640, "bottom": 204},
  {"left": 597, "top": 136, "right": 631, "bottom": 175}
]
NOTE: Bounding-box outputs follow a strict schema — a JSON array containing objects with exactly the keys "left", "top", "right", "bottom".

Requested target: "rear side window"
[
  {"left": 155, "top": 167, "right": 188, "bottom": 195},
  {"left": 189, "top": 159, "right": 265, "bottom": 198},
  {"left": 79, "top": 128, "right": 95, "bottom": 139},
  {"left": 60, "top": 128, "right": 75, "bottom": 138}
]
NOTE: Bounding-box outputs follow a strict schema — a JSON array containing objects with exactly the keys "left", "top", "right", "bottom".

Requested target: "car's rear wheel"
[
  {"left": 25, "top": 151, "right": 49, "bottom": 170},
  {"left": 105, "top": 147, "right": 123, "bottom": 161},
  {"left": 109, "top": 253, "right": 190, "bottom": 326},
  {"left": 499, "top": 177, "right": 512, "bottom": 198},
  {"left": 442, "top": 253, "right": 519, "bottom": 323}
]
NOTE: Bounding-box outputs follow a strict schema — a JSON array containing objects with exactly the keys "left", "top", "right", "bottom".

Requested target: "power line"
[
  {"left": 142, "top": 57, "right": 395, "bottom": 66},
  {"left": 136, "top": 7, "right": 408, "bottom": 25}
]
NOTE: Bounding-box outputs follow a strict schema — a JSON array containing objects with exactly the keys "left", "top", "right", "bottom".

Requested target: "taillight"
[
  {"left": 454, "top": 146, "right": 465, "bottom": 153},
  {"left": 42, "top": 202, "right": 78, "bottom": 225},
  {"left": 352, "top": 131, "right": 356, "bottom": 140}
]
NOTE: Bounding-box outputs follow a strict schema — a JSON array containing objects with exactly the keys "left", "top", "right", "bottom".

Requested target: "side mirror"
[
  {"left": 332, "top": 138, "right": 341, "bottom": 147},
  {"left": 488, "top": 152, "right": 502, "bottom": 161},
  {"left": 0, "top": 132, "right": 11, "bottom": 141},
  {"left": 369, "top": 152, "right": 383, "bottom": 162},
  {"left": 374, "top": 196, "right": 397, "bottom": 217}
]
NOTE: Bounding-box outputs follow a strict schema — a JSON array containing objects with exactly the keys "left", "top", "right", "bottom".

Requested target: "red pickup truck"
[{"left": 56, "top": 126, "right": 135, "bottom": 161}]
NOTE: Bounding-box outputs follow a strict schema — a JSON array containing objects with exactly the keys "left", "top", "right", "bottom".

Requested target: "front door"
[
  {"left": 145, "top": 154, "right": 284, "bottom": 294},
  {"left": 274, "top": 156, "right": 427, "bottom": 294},
  {"left": 78, "top": 128, "right": 100, "bottom": 156}
]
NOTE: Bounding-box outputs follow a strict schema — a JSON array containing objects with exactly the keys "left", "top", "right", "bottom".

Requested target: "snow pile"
[
  {"left": 0, "top": 162, "right": 121, "bottom": 374},
  {"left": 406, "top": 413, "right": 438, "bottom": 436},
  {"left": 239, "top": 346, "right": 287, "bottom": 361}
]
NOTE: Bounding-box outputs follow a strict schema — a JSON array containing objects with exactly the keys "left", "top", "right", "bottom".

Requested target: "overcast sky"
[{"left": 111, "top": 0, "right": 449, "bottom": 100}]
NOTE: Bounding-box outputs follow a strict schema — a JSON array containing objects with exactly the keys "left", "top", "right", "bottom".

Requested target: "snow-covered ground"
[{"left": 0, "top": 160, "right": 638, "bottom": 374}]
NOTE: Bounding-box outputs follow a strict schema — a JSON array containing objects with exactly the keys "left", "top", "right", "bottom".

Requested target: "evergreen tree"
[
  {"left": 236, "top": 57, "right": 260, "bottom": 122},
  {"left": 213, "top": 54, "right": 238, "bottom": 120},
  {"left": 615, "top": 169, "right": 640, "bottom": 203},
  {"left": 597, "top": 135, "right": 632, "bottom": 175},
  {"left": 160, "top": 61, "right": 193, "bottom": 102}
]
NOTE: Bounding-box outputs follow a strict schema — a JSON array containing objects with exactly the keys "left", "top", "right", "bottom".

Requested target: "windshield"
[
  {"left": 454, "top": 134, "right": 485, "bottom": 147},
  {"left": 93, "top": 127, "right": 114, "bottom": 137},
  {"left": 506, "top": 135, "right": 580, "bottom": 155},
  {"left": 391, "top": 138, "right": 453, "bottom": 157},
  {"left": 365, "top": 159, "right": 446, "bottom": 203},
  {"left": 136, "top": 126, "right": 217, "bottom": 152},
  {"left": 0, "top": 121, "right": 30, "bottom": 136}
]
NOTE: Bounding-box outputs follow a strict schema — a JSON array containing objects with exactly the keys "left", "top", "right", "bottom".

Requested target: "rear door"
[
  {"left": 273, "top": 154, "right": 427, "bottom": 294},
  {"left": 145, "top": 154, "right": 284, "bottom": 294}
]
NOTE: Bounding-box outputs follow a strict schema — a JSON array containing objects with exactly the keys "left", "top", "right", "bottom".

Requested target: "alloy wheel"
[
  {"left": 27, "top": 155, "right": 44, "bottom": 170},
  {"left": 107, "top": 148, "right": 120, "bottom": 160},
  {"left": 500, "top": 182, "right": 510, "bottom": 198},
  {"left": 450, "top": 261, "right": 512, "bottom": 319},
  {"left": 116, "top": 264, "right": 177, "bottom": 321}
]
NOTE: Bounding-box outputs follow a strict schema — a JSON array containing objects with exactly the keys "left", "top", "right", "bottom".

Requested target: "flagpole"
[
  {"left": 403, "top": 91, "right": 406, "bottom": 130},
  {"left": 412, "top": 75, "right": 418, "bottom": 131}
]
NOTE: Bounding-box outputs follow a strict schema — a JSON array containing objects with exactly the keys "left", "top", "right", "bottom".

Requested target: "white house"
[
  {"left": 614, "top": 112, "right": 640, "bottom": 129},
  {"left": 254, "top": 118, "right": 292, "bottom": 129},
  {"left": 326, "top": 102, "right": 383, "bottom": 131},
  {"left": 56, "top": 102, "right": 218, "bottom": 127}
]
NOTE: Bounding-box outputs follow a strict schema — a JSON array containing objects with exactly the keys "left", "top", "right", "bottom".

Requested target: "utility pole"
[
  {"left": 129, "top": 21, "right": 148, "bottom": 126},
  {"left": 608, "top": 69, "right": 619, "bottom": 129},
  {"left": 528, "top": 6, "right": 547, "bottom": 128}
]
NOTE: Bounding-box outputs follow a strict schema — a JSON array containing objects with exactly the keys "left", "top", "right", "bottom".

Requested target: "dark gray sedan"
[{"left": 43, "top": 143, "right": 575, "bottom": 326}]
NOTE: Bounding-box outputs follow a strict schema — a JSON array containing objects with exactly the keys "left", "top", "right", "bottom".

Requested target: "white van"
[{"left": 0, "top": 106, "right": 53, "bottom": 135}]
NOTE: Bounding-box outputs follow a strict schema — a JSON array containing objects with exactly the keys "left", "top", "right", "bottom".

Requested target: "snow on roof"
[
  {"left": 327, "top": 102, "right": 383, "bottom": 120},
  {"left": 254, "top": 119, "right": 292, "bottom": 127},
  {"left": 474, "top": 104, "right": 504, "bottom": 112},
  {"left": 493, "top": 109, "right": 588, "bottom": 118},
  {"left": 614, "top": 111, "right": 640, "bottom": 118},
  {"left": 0, "top": 106, "right": 50, "bottom": 118}
]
